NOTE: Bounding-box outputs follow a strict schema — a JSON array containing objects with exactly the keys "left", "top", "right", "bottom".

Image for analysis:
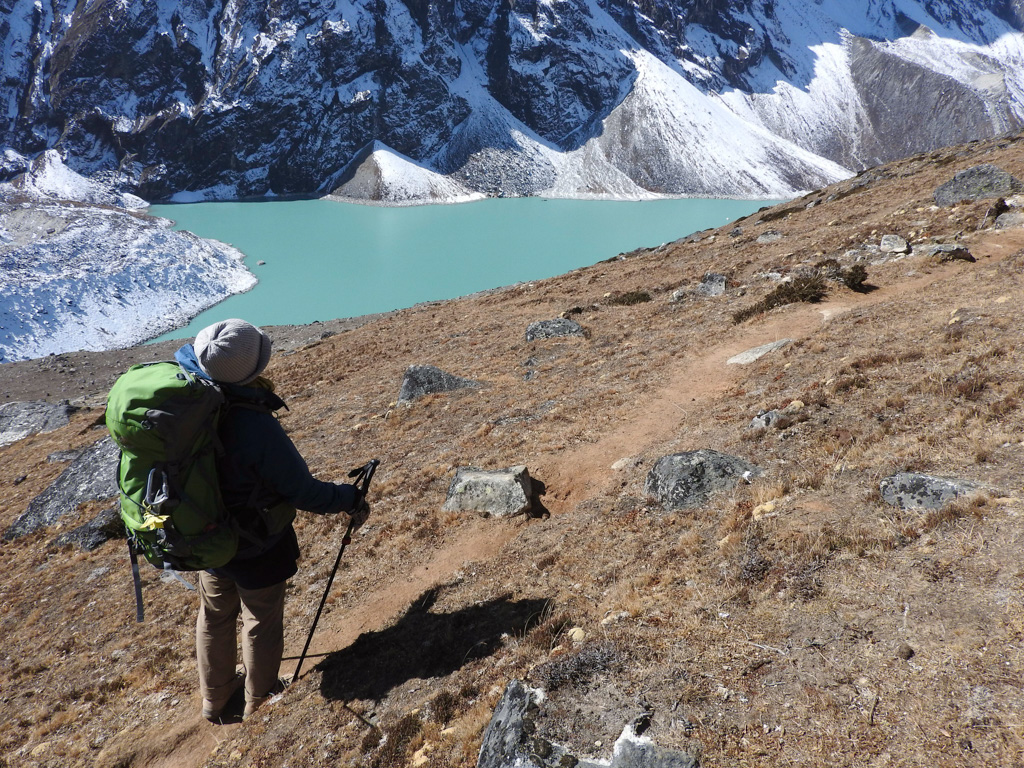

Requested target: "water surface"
[{"left": 150, "top": 196, "right": 779, "bottom": 340}]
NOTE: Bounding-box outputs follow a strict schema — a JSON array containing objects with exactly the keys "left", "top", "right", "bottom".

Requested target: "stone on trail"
[
  {"left": 879, "top": 472, "right": 981, "bottom": 510},
  {"left": 933, "top": 164, "right": 1024, "bottom": 207},
  {"left": 646, "top": 450, "right": 761, "bottom": 510},
  {"left": 726, "top": 339, "right": 792, "bottom": 365},
  {"left": 525, "top": 318, "right": 585, "bottom": 342},
  {"left": 4, "top": 437, "right": 119, "bottom": 540},
  {"left": 397, "top": 364, "right": 479, "bottom": 403},
  {"left": 443, "top": 465, "right": 533, "bottom": 517},
  {"left": 0, "top": 400, "right": 73, "bottom": 446}
]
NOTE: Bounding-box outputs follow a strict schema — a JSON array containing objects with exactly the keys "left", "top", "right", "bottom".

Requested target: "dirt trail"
[{"left": 140, "top": 228, "right": 1024, "bottom": 768}]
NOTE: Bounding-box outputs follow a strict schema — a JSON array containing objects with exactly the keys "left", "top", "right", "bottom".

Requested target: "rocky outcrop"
[
  {"left": 646, "top": 450, "right": 761, "bottom": 511},
  {"left": 3, "top": 438, "right": 119, "bottom": 540},
  {"left": 443, "top": 466, "right": 533, "bottom": 517},
  {"left": 879, "top": 472, "right": 981, "bottom": 510},
  {"left": 0, "top": 401, "right": 73, "bottom": 446},
  {"left": 397, "top": 365, "right": 479, "bottom": 404}
]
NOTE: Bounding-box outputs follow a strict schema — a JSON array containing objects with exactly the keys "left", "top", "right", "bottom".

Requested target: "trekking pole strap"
[{"left": 128, "top": 541, "right": 145, "bottom": 623}]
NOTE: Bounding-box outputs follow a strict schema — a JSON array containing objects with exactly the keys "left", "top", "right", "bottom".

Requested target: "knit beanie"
[{"left": 194, "top": 319, "right": 272, "bottom": 385}]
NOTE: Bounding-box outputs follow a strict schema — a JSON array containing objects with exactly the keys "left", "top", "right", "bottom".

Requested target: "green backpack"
[{"left": 105, "top": 361, "right": 238, "bottom": 574}]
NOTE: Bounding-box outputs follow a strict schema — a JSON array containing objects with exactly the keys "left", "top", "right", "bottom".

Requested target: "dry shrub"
[
  {"left": 607, "top": 290, "right": 653, "bottom": 306},
  {"left": 732, "top": 272, "right": 828, "bottom": 324},
  {"left": 529, "top": 641, "right": 622, "bottom": 691}
]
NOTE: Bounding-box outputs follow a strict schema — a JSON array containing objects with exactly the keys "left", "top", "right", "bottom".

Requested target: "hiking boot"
[
  {"left": 242, "top": 677, "right": 288, "bottom": 721},
  {"left": 202, "top": 672, "right": 245, "bottom": 722}
]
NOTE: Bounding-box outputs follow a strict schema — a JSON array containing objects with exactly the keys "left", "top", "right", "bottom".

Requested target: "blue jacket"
[{"left": 176, "top": 345, "right": 359, "bottom": 588}]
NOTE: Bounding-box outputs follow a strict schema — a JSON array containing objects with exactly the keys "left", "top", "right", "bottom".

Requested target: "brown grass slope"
[{"left": 4, "top": 134, "right": 1024, "bottom": 768}]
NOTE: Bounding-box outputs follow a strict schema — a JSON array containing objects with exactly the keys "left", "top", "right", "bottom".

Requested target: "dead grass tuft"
[{"left": 732, "top": 272, "right": 828, "bottom": 324}]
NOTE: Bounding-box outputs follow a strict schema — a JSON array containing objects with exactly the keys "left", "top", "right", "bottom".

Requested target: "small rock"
[
  {"left": 757, "top": 230, "right": 783, "bottom": 244},
  {"left": 525, "top": 318, "right": 585, "bottom": 342},
  {"left": 566, "top": 627, "right": 586, "bottom": 644},
  {"left": 897, "top": 643, "right": 915, "bottom": 660},
  {"left": 751, "top": 501, "right": 776, "bottom": 520}
]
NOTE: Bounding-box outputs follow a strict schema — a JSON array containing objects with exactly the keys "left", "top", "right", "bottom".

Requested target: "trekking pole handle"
[{"left": 349, "top": 458, "right": 380, "bottom": 499}]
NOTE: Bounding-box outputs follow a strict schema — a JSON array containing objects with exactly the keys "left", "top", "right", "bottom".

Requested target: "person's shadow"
[{"left": 317, "top": 588, "right": 549, "bottom": 702}]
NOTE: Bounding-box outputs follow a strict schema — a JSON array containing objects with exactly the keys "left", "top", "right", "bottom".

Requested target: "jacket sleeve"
[{"left": 234, "top": 411, "right": 360, "bottom": 515}]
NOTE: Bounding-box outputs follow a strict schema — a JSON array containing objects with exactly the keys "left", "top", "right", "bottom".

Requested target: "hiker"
[{"left": 174, "top": 319, "right": 370, "bottom": 722}]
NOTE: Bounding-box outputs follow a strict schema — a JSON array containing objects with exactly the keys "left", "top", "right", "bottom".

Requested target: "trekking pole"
[{"left": 293, "top": 459, "right": 379, "bottom": 683}]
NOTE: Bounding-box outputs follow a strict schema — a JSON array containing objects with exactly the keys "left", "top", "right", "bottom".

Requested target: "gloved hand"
[{"left": 348, "top": 498, "right": 370, "bottom": 531}]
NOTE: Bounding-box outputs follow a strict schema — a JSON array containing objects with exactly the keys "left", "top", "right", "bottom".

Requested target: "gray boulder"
[
  {"left": 477, "top": 680, "right": 698, "bottom": 768},
  {"left": 0, "top": 401, "right": 73, "bottom": 446},
  {"left": 879, "top": 234, "right": 909, "bottom": 254},
  {"left": 397, "top": 365, "right": 479, "bottom": 404},
  {"left": 646, "top": 450, "right": 761, "bottom": 510},
  {"left": 879, "top": 473, "right": 981, "bottom": 510},
  {"left": 3, "top": 437, "right": 119, "bottom": 540},
  {"left": 934, "top": 164, "right": 1024, "bottom": 207},
  {"left": 756, "top": 230, "right": 782, "bottom": 244},
  {"left": 443, "top": 466, "right": 533, "bottom": 517},
  {"left": 995, "top": 212, "right": 1024, "bottom": 229},
  {"left": 526, "top": 318, "right": 586, "bottom": 342}
]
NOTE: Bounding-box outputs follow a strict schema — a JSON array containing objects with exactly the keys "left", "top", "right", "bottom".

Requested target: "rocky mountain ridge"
[{"left": 2, "top": 0, "right": 1023, "bottom": 202}]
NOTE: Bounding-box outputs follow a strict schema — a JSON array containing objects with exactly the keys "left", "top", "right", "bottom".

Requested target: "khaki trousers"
[{"left": 196, "top": 571, "right": 286, "bottom": 707}]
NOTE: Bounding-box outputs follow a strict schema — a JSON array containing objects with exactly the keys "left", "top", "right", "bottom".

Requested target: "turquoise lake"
[{"left": 149, "top": 196, "right": 780, "bottom": 341}]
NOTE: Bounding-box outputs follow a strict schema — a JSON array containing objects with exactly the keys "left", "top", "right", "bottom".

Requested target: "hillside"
[{"left": 3, "top": 133, "right": 1024, "bottom": 767}]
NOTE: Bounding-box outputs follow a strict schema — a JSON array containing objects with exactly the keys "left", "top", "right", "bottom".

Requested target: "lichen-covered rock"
[
  {"left": 934, "top": 164, "right": 1024, "bottom": 207},
  {"left": 526, "top": 318, "right": 586, "bottom": 342},
  {"left": 397, "top": 365, "right": 479, "bottom": 404},
  {"left": 879, "top": 473, "right": 981, "bottom": 510},
  {"left": 0, "top": 401, "right": 73, "bottom": 446},
  {"left": 443, "top": 466, "right": 533, "bottom": 517},
  {"left": 646, "top": 450, "right": 761, "bottom": 510},
  {"left": 3, "top": 438, "right": 119, "bottom": 540}
]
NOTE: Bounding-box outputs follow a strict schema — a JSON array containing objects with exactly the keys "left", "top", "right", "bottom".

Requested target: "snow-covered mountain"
[
  {"left": 0, "top": 152, "right": 256, "bottom": 361},
  {"left": 2, "top": 0, "right": 1022, "bottom": 203}
]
